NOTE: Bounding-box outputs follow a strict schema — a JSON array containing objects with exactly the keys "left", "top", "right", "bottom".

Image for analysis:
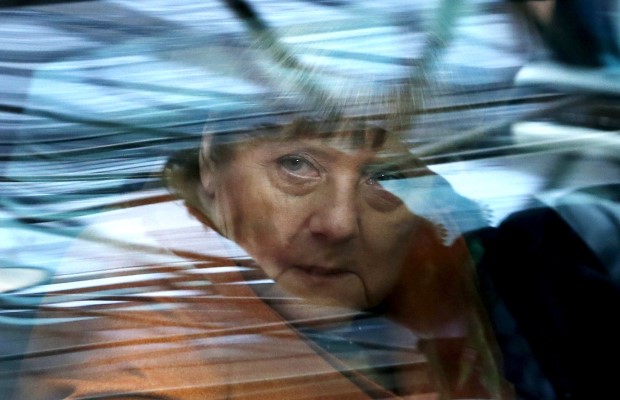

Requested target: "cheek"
[
  {"left": 227, "top": 195, "right": 275, "bottom": 251},
  {"left": 365, "top": 210, "right": 420, "bottom": 254},
  {"left": 359, "top": 212, "right": 422, "bottom": 302},
  {"left": 216, "top": 179, "right": 297, "bottom": 268}
]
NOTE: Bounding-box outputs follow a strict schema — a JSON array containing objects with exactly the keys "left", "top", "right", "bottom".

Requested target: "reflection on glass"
[
  {"left": 0, "top": 268, "right": 49, "bottom": 293},
  {"left": 2, "top": 1, "right": 620, "bottom": 400}
]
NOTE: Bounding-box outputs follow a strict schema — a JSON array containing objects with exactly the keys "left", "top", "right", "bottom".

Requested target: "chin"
[
  {"left": 287, "top": 285, "right": 368, "bottom": 311},
  {"left": 276, "top": 269, "right": 366, "bottom": 308}
]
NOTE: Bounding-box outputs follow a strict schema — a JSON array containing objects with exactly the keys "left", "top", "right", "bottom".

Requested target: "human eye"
[
  {"left": 364, "top": 165, "right": 406, "bottom": 186},
  {"left": 364, "top": 154, "right": 428, "bottom": 187},
  {"left": 362, "top": 165, "right": 406, "bottom": 210},
  {"left": 277, "top": 154, "right": 320, "bottom": 179}
]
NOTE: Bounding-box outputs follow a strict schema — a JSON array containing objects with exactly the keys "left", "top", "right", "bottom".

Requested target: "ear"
[
  {"left": 193, "top": 170, "right": 227, "bottom": 238},
  {"left": 199, "top": 167, "right": 216, "bottom": 198},
  {"left": 199, "top": 135, "right": 216, "bottom": 197}
]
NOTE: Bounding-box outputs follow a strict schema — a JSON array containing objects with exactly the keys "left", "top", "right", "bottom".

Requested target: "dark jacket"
[{"left": 474, "top": 205, "right": 620, "bottom": 399}]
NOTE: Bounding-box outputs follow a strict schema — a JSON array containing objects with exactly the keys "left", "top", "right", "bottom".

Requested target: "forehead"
[
  {"left": 278, "top": 118, "right": 389, "bottom": 150},
  {"left": 204, "top": 118, "right": 416, "bottom": 168},
  {"left": 241, "top": 125, "right": 405, "bottom": 156}
]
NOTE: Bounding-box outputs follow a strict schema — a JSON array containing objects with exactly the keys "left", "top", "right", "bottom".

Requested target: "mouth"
[
  {"left": 283, "top": 264, "right": 356, "bottom": 286},
  {"left": 273, "top": 262, "right": 367, "bottom": 308}
]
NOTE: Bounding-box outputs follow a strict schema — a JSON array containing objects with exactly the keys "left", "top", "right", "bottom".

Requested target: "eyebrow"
[
  {"left": 364, "top": 153, "right": 428, "bottom": 176},
  {"left": 277, "top": 119, "right": 388, "bottom": 149},
  {"left": 283, "top": 144, "right": 341, "bottom": 163}
]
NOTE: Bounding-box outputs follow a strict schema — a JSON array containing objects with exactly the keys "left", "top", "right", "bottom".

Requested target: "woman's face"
[{"left": 205, "top": 132, "right": 425, "bottom": 310}]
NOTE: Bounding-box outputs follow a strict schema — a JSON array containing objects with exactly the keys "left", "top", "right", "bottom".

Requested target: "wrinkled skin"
[{"left": 202, "top": 134, "right": 427, "bottom": 310}]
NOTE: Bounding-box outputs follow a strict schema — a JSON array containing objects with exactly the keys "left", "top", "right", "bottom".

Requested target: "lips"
[
  {"left": 285, "top": 265, "right": 357, "bottom": 286},
  {"left": 272, "top": 261, "right": 367, "bottom": 308}
]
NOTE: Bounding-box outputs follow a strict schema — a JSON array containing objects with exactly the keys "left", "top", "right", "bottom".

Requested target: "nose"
[{"left": 308, "top": 182, "right": 360, "bottom": 243}]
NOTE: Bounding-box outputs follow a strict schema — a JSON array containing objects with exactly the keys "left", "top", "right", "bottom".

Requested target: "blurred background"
[{"left": 1, "top": 0, "right": 619, "bottom": 398}]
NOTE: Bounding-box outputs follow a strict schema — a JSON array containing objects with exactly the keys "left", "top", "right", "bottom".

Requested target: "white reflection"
[
  {"left": 16, "top": 272, "right": 179, "bottom": 295},
  {"left": 0, "top": 267, "right": 49, "bottom": 293},
  {"left": 431, "top": 159, "right": 544, "bottom": 226}
]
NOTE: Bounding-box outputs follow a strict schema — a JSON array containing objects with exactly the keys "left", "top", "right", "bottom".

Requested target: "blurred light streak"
[
  {"left": 16, "top": 272, "right": 183, "bottom": 295},
  {"left": 0, "top": 268, "right": 49, "bottom": 293},
  {"left": 0, "top": 3, "right": 616, "bottom": 399},
  {"left": 512, "top": 120, "right": 620, "bottom": 155},
  {"left": 516, "top": 60, "right": 620, "bottom": 95}
]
